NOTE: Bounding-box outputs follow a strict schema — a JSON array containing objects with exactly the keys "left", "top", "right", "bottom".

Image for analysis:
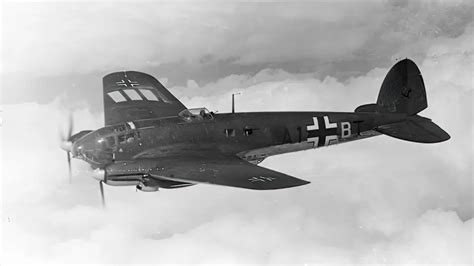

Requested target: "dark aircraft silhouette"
[{"left": 60, "top": 59, "right": 449, "bottom": 206}]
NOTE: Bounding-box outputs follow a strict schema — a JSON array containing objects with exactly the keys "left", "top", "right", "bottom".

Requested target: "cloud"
[
  {"left": 360, "top": 210, "right": 473, "bottom": 264},
  {"left": 2, "top": 1, "right": 473, "bottom": 109},
  {"left": 2, "top": 1, "right": 473, "bottom": 77},
  {"left": 2, "top": 18, "right": 473, "bottom": 264}
]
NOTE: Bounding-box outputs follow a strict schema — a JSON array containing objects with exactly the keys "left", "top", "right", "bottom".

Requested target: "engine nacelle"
[{"left": 136, "top": 183, "right": 159, "bottom": 192}]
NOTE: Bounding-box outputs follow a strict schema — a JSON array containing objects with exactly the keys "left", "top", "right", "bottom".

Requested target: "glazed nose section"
[{"left": 71, "top": 134, "right": 113, "bottom": 164}]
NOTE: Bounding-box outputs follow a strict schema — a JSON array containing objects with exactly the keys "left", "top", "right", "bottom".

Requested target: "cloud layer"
[
  {"left": 2, "top": 1, "right": 473, "bottom": 105},
  {"left": 3, "top": 1, "right": 472, "bottom": 75},
  {"left": 2, "top": 18, "right": 473, "bottom": 264}
]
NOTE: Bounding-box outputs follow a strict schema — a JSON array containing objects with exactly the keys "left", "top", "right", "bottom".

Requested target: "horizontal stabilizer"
[{"left": 376, "top": 115, "right": 450, "bottom": 143}]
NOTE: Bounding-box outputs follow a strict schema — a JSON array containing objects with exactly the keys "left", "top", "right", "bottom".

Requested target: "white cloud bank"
[
  {"left": 2, "top": 1, "right": 473, "bottom": 77},
  {"left": 1, "top": 10, "right": 473, "bottom": 266}
]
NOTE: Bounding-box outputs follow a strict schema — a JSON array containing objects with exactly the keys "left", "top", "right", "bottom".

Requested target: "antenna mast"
[{"left": 232, "top": 92, "right": 241, "bottom": 114}]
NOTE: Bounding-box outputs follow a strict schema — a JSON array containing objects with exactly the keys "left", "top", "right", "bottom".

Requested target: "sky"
[{"left": 1, "top": 0, "right": 473, "bottom": 264}]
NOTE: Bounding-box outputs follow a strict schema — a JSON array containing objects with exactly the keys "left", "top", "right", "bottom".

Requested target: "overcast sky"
[{"left": 1, "top": 0, "right": 473, "bottom": 264}]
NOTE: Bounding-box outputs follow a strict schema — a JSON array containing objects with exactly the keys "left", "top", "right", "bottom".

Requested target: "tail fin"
[
  {"left": 355, "top": 59, "right": 449, "bottom": 143},
  {"left": 376, "top": 58, "right": 427, "bottom": 115}
]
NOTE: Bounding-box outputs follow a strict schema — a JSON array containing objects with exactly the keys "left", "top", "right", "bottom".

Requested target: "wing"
[
  {"left": 103, "top": 71, "right": 186, "bottom": 125},
  {"left": 150, "top": 156, "right": 310, "bottom": 190}
]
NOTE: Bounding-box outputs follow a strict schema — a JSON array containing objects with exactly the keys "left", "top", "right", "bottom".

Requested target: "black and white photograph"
[{"left": 1, "top": 0, "right": 473, "bottom": 264}]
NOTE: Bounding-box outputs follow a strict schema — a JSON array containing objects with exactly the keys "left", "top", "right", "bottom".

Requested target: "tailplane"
[
  {"left": 355, "top": 59, "right": 449, "bottom": 143},
  {"left": 376, "top": 115, "right": 450, "bottom": 143}
]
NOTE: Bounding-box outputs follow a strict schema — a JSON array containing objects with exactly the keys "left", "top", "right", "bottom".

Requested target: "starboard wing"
[
  {"left": 103, "top": 71, "right": 186, "bottom": 125},
  {"left": 149, "top": 156, "right": 310, "bottom": 190}
]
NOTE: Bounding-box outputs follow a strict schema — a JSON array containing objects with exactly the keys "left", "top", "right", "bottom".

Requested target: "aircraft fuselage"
[{"left": 74, "top": 111, "right": 406, "bottom": 174}]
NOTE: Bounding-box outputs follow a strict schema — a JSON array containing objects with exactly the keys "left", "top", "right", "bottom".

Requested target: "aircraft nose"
[
  {"left": 92, "top": 168, "right": 105, "bottom": 181},
  {"left": 60, "top": 141, "right": 73, "bottom": 152},
  {"left": 70, "top": 142, "right": 84, "bottom": 159}
]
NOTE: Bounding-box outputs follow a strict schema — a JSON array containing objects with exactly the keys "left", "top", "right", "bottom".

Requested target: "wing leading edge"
[
  {"left": 149, "top": 156, "right": 310, "bottom": 190},
  {"left": 103, "top": 71, "right": 186, "bottom": 125}
]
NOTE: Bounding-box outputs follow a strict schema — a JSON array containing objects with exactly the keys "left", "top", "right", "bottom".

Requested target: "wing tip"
[
  {"left": 252, "top": 179, "right": 311, "bottom": 190},
  {"left": 289, "top": 179, "right": 311, "bottom": 189}
]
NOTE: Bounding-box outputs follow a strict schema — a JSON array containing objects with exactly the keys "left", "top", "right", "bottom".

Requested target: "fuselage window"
[
  {"left": 224, "top": 129, "right": 235, "bottom": 137},
  {"left": 178, "top": 108, "right": 214, "bottom": 122},
  {"left": 115, "top": 124, "right": 127, "bottom": 132},
  {"left": 106, "top": 136, "right": 116, "bottom": 146},
  {"left": 118, "top": 132, "right": 138, "bottom": 144},
  {"left": 244, "top": 128, "right": 253, "bottom": 136},
  {"left": 118, "top": 134, "right": 127, "bottom": 143},
  {"left": 125, "top": 133, "right": 135, "bottom": 143}
]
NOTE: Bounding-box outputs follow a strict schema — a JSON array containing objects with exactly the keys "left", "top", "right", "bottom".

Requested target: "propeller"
[
  {"left": 93, "top": 168, "right": 107, "bottom": 208},
  {"left": 67, "top": 152, "right": 71, "bottom": 183},
  {"left": 60, "top": 113, "right": 74, "bottom": 183},
  {"left": 99, "top": 181, "right": 106, "bottom": 208},
  {"left": 59, "top": 113, "right": 107, "bottom": 209}
]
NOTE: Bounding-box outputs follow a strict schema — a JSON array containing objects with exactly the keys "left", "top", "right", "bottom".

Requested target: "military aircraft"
[{"left": 60, "top": 59, "right": 449, "bottom": 206}]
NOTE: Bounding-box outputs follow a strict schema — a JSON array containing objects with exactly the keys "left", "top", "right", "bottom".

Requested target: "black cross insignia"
[
  {"left": 116, "top": 79, "right": 140, "bottom": 87},
  {"left": 307, "top": 116, "right": 338, "bottom": 147}
]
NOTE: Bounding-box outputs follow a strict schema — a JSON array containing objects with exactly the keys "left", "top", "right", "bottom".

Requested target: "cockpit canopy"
[{"left": 178, "top": 108, "right": 214, "bottom": 122}]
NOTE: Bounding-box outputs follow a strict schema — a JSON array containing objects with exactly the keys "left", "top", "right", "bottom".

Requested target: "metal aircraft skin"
[{"left": 60, "top": 59, "right": 450, "bottom": 204}]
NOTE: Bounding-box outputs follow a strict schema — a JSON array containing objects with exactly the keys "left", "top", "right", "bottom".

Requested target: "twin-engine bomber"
[{"left": 60, "top": 59, "right": 449, "bottom": 205}]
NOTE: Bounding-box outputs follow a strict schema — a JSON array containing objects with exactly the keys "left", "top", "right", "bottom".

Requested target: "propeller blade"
[
  {"left": 67, "top": 112, "right": 74, "bottom": 140},
  {"left": 99, "top": 181, "right": 106, "bottom": 208},
  {"left": 59, "top": 112, "right": 74, "bottom": 182},
  {"left": 59, "top": 112, "right": 74, "bottom": 141},
  {"left": 67, "top": 151, "right": 72, "bottom": 183},
  {"left": 59, "top": 127, "right": 65, "bottom": 142}
]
